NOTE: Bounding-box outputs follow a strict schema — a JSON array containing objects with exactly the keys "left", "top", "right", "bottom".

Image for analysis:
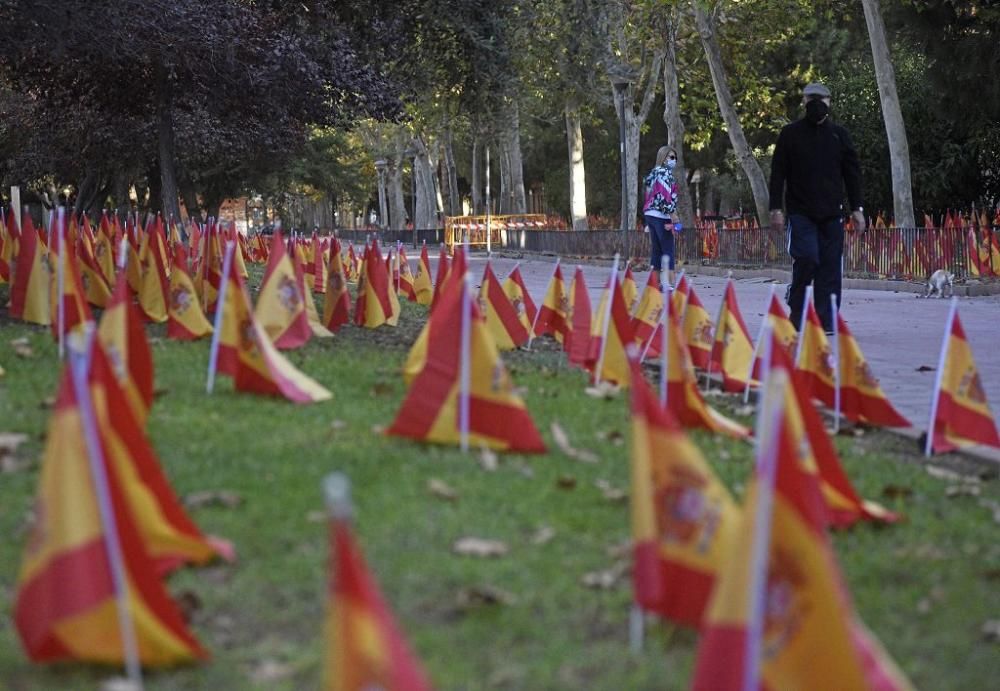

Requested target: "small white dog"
[{"left": 923, "top": 269, "right": 954, "bottom": 298}]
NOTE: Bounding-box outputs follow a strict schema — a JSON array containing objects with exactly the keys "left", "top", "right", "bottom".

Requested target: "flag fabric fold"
[
  {"left": 167, "top": 245, "right": 213, "bottom": 341},
  {"left": 709, "top": 279, "right": 755, "bottom": 392}
]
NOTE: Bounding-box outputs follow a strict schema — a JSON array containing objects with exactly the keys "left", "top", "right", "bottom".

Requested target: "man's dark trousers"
[{"left": 786, "top": 214, "right": 844, "bottom": 332}]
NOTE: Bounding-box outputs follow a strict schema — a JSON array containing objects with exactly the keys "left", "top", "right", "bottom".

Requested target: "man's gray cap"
[{"left": 803, "top": 82, "right": 831, "bottom": 98}]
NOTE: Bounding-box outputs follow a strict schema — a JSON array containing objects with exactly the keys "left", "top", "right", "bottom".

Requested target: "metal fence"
[{"left": 332, "top": 224, "right": 1000, "bottom": 281}]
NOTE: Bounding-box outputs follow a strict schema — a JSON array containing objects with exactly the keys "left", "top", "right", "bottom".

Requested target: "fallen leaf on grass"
[
  {"left": 305, "top": 510, "right": 326, "bottom": 524},
  {"left": 580, "top": 561, "right": 628, "bottom": 590},
  {"left": 946, "top": 484, "right": 981, "bottom": 498},
  {"left": 530, "top": 525, "right": 556, "bottom": 545},
  {"left": 0, "top": 432, "right": 29, "bottom": 473},
  {"left": 428, "top": 478, "right": 459, "bottom": 502},
  {"left": 153, "top": 387, "right": 170, "bottom": 399},
  {"left": 11, "top": 337, "right": 34, "bottom": 358},
  {"left": 981, "top": 620, "right": 1000, "bottom": 643},
  {"left": 881, "top": 484, "right": 913, "bottom": 499},
  {"left": 38, "top": 396, "right": 55, "bottom": 409},
  {"left": 925, "top": 465, "right": 967, "bottom": 483},
  {"left": 370, "top": 381, "right": 393, "bottom": 397},
  {"left": 370, "top": 423, "right": 386, "bottom": 435},
  {"left": 595, "top": 479, "right": 627, "bottom": 503},
  {"left": 456, "top": 584, "right": 517, "bottom": 610},
  {"left": 452, "top": 537, "right": 508, "bottom": 558},
  {"left": 250, "top": 659, "right": 294, "bottom": 683},
  {"left": 915, "top": 365, "right": 935, "bottom": 372},
  {"left": 596, "top": 429, "right": 624, "bottom": 446},
  {"left": 556, "top": 475, "right": 578, "bottom": 490},
  {"left": 551, "top": 422, "right": 599, "bottom": 463},
  {"left": 478, "top": 446, "right": 499, "bottom": 472},
  {"left": 605, "top": 540, "right": 631, "bottom": 560},
  {"left": 584, "top": 381, "right": 620, "bottom": 399},
  {"left": 184, "top": 490, "right": 243, "bottom": 510},
  {"left": 330, "top": 419, "right": 347, "bottom": 431}
]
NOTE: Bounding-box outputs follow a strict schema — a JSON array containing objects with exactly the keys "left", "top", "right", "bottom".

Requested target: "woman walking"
[{"left": 642, "top": 146, "right": 680, "bottom": 285}]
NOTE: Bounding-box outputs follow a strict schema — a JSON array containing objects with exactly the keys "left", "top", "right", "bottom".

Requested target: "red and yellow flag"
[
  {"left": 256, "top": 231, "right": 312, "bottom": 349},
  {"left": 836, "top": 313, "right": 909, "bottom": 427},
  {"left": 136, "top": 221, "right": 170, "bottom": 323},
  {"left": 312, "top": 234, "right": 328, "bottom": 294},
  {"left": 295, "top": 244, "right": 334, "bottom": 340},
  {"left": 97, "top": 272, "right": 155, "bottom": 427},
  {"left": 412, "top": 242, "right": 433, "bottom": 305},
  {"left": 323, "top": 239, "right": 351, "bottom": 332},
  {"left": 430, "top": 245, "right": 451, "bottom": 310},
  {"left": 630, "top": 356, "right": 739, "bottom": 627},
  {"left": 671, "top": 272, "right": 689, "bottom": 315},
  {"left": 167, "top": 245, "right": 213, "bottom": 341},
  {"left": 533, "top": 262, "right": 570, "bottom": 343},
  {"left": 8, "top": 214, "right": 51, "bottom": 325},
  {"left": 750, "top": 292, "right": 798, "bottom": 382},
  {"left": 326, "top": 514, "right": 431, "bottom": 691},
  {"left": 388, "top": 275, "right": 545, "bottom": 452},
  {"left": 479, "top": 262, "right": 530, "bottom": 350},
  {"left": 709, "top": 279, "right": 755, "bottom": 392},
  {"left": 586, "top": 274, "right": 635, "bottom": 386},
  {"left": 14, "top": 357, "right": 207, "bottom": 666},
  {"left": 621, "top": 264, "right": 639, "bottom": 314},
  {"left": 692, "top": 373, "right": 912, "bottom": 691},
  {"left": 354, "top": 239, "right": 399, "bottom": 328},
  {"left": 77, "top": 215, "right": 113, "bottom": 308},
  {"left": 96, "top": 212, "right": 117, "bottom": 284},
  {"left": 49, "top": 227, "right": 95, "bottom": 342},
  {"left": 927, "top": 304, "right": 1000, "bottom": 453},
  {"left": 0, "top": 207, "right": 18, "bottom": 284},
  {"left": 630, "top": 270, "right": 664, "bottom": 357},
  {"left": 397, "top": 246, "right": 417, "bottom": 301},
  {"left": 566, "top": 267, "right": 592, "bottom": 367},
  {"left": 795, "top": 294, "right": 836, "bottom": 406},
  {"left": 681, "top": 283, "right": 712, "bottom": 370},
  {"left": 216, "top": 244, "right": 331, "bottom": 403},
  {"left": 501, "top": 264, "right": 537, "bottom": 336},
  {"left": 661, "top": 298, "right": 750, "bottom": 439}
]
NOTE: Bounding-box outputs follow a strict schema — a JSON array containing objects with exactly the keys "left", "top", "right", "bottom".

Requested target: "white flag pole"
[
  {"left": 527, "top": 258, "right": 560, "bottom": 351},
  {"left": 206, "top": 241, "right": 235, "bottom": 394},
  {"left": 831, "top": 294, "right": 842, "bottom": 434},
  {"left": 744, "top": 284, "right": 776, "bottom": 404},
  {"left": 68, "top": 333, "right": 144, "bottom": 689},
  {"left": 659, "top": 255, "right": 671, "bottom": 407},
  {"left": 795, "top": 285, "right": 813, "bottom": 366},
  {"left": 56, "top": 207, "right": 66, "bottom": 359},
  {"left": 594, "top": 254, "right": 620, "bottom": 386},
  {"left": 459, "top": 274, "right": 473, "bottom": 453},
  {"left": 924, "top": 297, "right": 957, "bottom": 457}
]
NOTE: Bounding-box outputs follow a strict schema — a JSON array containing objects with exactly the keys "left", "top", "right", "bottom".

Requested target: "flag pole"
[
  {"left": 56, "top": 207, "right": 66, "bottom": 359},
  {"left": 594, "top": 254, "right": 620, "bottom": 386},
  {"left": 924, "top": 297, "right": 957, "bottom": 457},
  {"left": 527, "top": 258, "right": 560, "bottom": 351},
  {"left": 795, "top": 285, "right": 813, "bottom": 366},
  {"left": 459, "top": 274, "right": 473, "bottom": 453},
  {"left": 206, "top": 241, "right": 235, "bottom": 394},
  {"left": 705, "top": 274, "right": 731, "bottom": 387},
  {"left": 659, "top": 254, "right": 671, "bottom": 407},
  {"left": 743, "top": 285, "right": 775, "bottom": 404},
  {"left": 68, "top": 330, "right": 144, "bottom": 689},
  {"left": 676, "top": 269, "right": 688, "bottom": 322},
  {"left": 831, "top": 294, "right": 841, "bottom": 434}
]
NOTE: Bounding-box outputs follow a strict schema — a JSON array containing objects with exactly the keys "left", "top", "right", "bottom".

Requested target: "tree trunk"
[
  {"left": 693, "top": 3, "right": 770, "bottom": 229},
  {"left": 504, "top": 102, "right": 527, "bottom": 213},
  {"left": 861, "top": 0, "right": 915, "bottom": 227},
  {"left": 565, "top": 104, "right": 589, "bottom": 230},
  {"left": 498, "top": 140, "right": 511, "bottom": 214},
  {"left": 179, "top": 176, "right": 201, "bottom": 224},
  {"left": 73, "top": 171, "right": 98, "bottom": 214},
  {"left": 442, "top": 121, "right": 461, "bottom": 216},
  {"left": 112, "top": 172, "right": 130, "bottom": 214},
  {"left": 471, "top": 138, "right": 482, "bottom": 215},
  {"left": 155, "top": 64, "right": 183, "bottom": 225},
  {"left": 388, "top": 151, "right": 406, "bottom": 230},
  {"left": 145, "top": 162, "right": 161, "bottom": 215},
  {"left": 662, "top": 17, "right": 696, "bottom": 229},
  {"left": 411, "top": 136, "right": 438, "bottom": 229}
]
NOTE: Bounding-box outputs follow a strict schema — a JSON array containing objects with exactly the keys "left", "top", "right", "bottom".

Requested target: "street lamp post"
[
  {"left": 374, "top": 158, "right": 388, "bottom": 229},
  {"left": 608, "top": 65, "right": 638, "bottom": 233}
]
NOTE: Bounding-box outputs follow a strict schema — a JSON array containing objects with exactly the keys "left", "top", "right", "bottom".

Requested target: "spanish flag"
[
  {"left": 96, "top": 212, "right": 117, "bottom": 285},
  {"left": 255, "top": 231, "right": 312, "bottom": 349},
  {"left": 388, "top": 274, "right": 545, "bottom": 452},
  {"left": 14, "top": 354, "right": 207, "bottom": 666},
  {"left": 345, "top": 243, "right": 359, "bottom": 282},
  {"left": 749, "top": 291, "right": 797, "bottom": 383},
  {"left": 501, "top": 263, "right": 537, "bottom": 336},
  {"left": 397, "top": 245, "right": 417, "bottom": 301},
  {"left": 8, "top": 213, "right": 51, "bottom": 325},
  {"left": 77, "top": 214, "right": 113, "bottom": 308},
  {"left": 323, "top": 239, "right": 351, "bottom": 332},
  {"left": 795, "top": 291, "right": 836, "bottom": 406},
  {"left": 926, "top": 301, "right": 1000, "bottom": 454},
  {"left": 836, "top": 313, "right": 910, "bottom": 427},
  {"left": 621, "top": 263, "right": 639, "bottom": 314},
  {"left": 49, "top": 224, "right": 94, "bottom": 342},
  {"left": 671, "top": 271, "right": 689, "bottom": 316},
  {"left": 0, "top": 207, "right": 16, "bottom": 284},
  {"left": 692, "top": 372, "right": 913, "bottom": 691},
  {"left": 681, "top": 282, "right": 712, "bottom": 370},
  {"left": 97, "top": 271, "right": 155, "bottom": 427},
  {"left": 136, "top": 222, "right": 170, "bottom": 323},
  {"left": 326, "top": 506, "right": 431, "bottom": 691},
  {"left": 709, "top": 279, "right": 755, "bottom": 392},
  {"left": 630, "top": 270, "right": 664, "bottom": 357},
  {"left": 764, "top": 332, "right": 898, "bottom": 526},
  {"left": 354, "top": 239, "right": 399, "bottom": 328},
  {"left": 586, "top": 272, "right": 634, "bottom": 386},
  {"left": 412, "top": 242, "right": 433, "bottom": 305},
  {"left": 533, "top": 262, "right": 569, "bottom": 344},
  {"left": 296, "top": 246, "right": 334, "bottom": 340},
  {"left": 661, "top": 297, "right": 750, "bottom": 439},
  {"left": 629, "top": 355, "right": 739, "bottom": 627},
  {"left": 313, "top": 234, "right": 328, "bottom": 294},
  {"left": 566, "top": 266, "right": 592, "bottom": 367},
  {"left": 167, "top": 244, "right": 213, "bottom": 341},
  {"left": 430, "top": 244, "right": 451, "bottom": 310},
  {"left": 215, "top": 243, "right": 331, "bottom": 404},
  {"left": 479, "top": 262, "right": 530, "bottom": 350}
]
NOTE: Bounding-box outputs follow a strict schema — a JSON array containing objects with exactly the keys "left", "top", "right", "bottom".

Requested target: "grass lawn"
[{"left": 1, "top": 274, "right": 998, "bottom": 690}]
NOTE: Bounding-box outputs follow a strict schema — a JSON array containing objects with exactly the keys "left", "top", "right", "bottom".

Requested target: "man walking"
[{"left": 769, "top": 82, "right": 865, "bottom": 333}]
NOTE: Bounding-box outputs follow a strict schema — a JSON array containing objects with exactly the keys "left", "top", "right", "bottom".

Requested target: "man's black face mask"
[{"left": 805, "top": 99, "right": 829, "bottom": 124}]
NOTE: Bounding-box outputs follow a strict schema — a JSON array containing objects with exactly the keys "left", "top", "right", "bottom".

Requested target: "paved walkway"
[{"left": 453, "top": 253, "right": 1000, "bottom": 432}]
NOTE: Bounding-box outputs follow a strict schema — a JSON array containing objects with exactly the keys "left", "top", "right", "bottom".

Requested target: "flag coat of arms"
[
  {"left": 479, "top": 262, "right": 530, "bottom": 350},
  {"left": 97, "top": 272, "right": 155, "bottom": 427},
  {"left": 167, "top": 245, "right": 213, "bottom": 341},
  {"left": 709, "top": 279, "right": 755, "bottom": 392},
  {"left": 256, "top": 231, "right": 312, "bottom": 349},
  {"left": 412, "top": 243, "right": 434, "bottom": 305},
  {"left": 681, "top": 283, "right": 713, "bottom": 370},
  {"left": 534, "top": 262, "right": 570, "bottom": 343},
  {"left": 835, "top": 313, "right": 909, "bottom": 427},
  {"left": 8, "top": 214, "right": 51, "bottom": 326},
  {"left": 501, "top": 264, "right": 537, "bottom": 336}
]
